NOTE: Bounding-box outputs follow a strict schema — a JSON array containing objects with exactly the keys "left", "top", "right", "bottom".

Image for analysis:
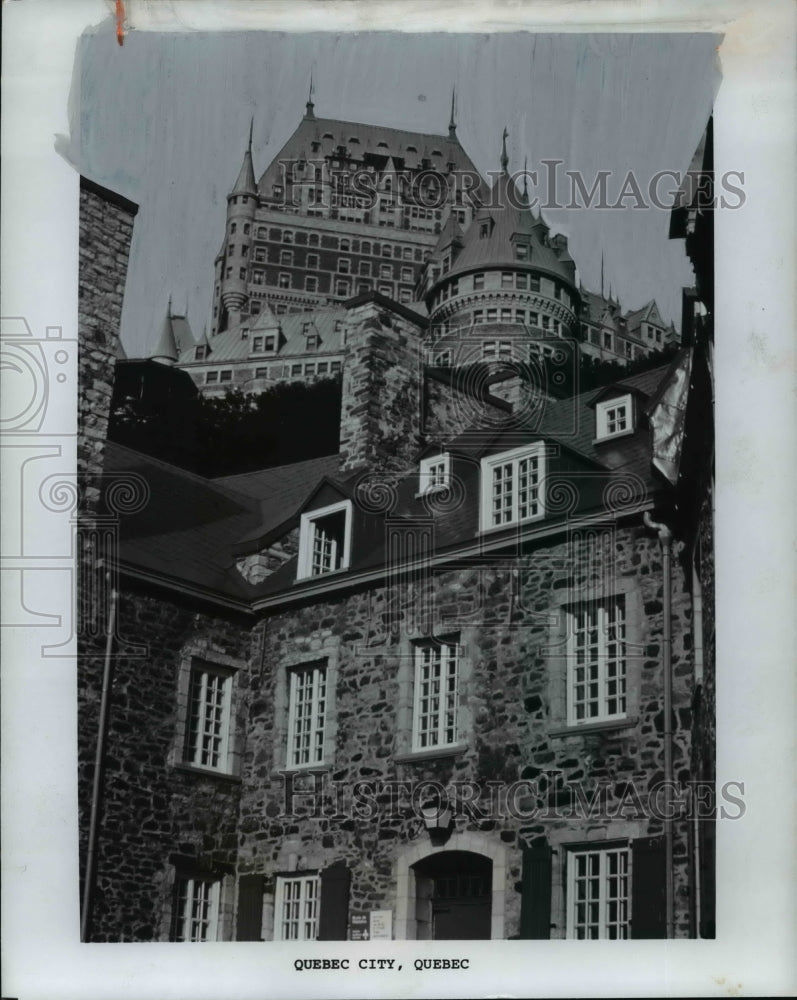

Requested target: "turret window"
[
  {"left": 501, "top": 272, "right": 513, "bottom": 288},
  {"left": 516, "top": 273, "right": 528, "bottom": 290},
  {"left": 530, "top": 276, "right": 540, "bottom": 291},
  {"left": 239, "top": 268, "right": 247, "bottom": 280},
  {"left": 243, "top": 224, "right": 250, "bottom": 235},
  {"left": 230, "top": 223, "right": 237, "bottom": 234},
  {"left": 473, "top": 273, "right": 485, "bottom": 290}
]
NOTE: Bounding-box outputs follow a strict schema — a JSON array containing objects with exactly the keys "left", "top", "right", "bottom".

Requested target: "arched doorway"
[{"left": 412, "top": 851, "right": 492, "bottom": 940}]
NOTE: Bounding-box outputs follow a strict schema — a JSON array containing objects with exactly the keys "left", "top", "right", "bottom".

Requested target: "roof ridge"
[{"left": 310, "top": 116, "right": 457, "bottom": 144}]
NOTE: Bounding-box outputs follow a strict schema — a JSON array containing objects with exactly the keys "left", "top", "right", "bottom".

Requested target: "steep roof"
[
  {"left": 256, "top": 113, "right": 484, "bottom": 196},
  {"left": 444, "top": 172, "right": 576, "bottom": 285},
  {"left": 231, "top": 146, "right": 257, "bottom": 196},
  {"left": 151, "top": 308, "right": 179, "bottom": 362}
]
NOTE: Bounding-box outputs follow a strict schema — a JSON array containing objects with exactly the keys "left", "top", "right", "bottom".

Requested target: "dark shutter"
[
  {"left": 317, "top": 861, "right": 351, "bottom": 941},
  {"left": 631, "top": 836, "right": 666, "bottom": 938},
  {"left": 519, "top": 845, "right": 552, "bottom": 939},
  {"left": 236, "top": 874, "right": 265, "bottom": 941}
]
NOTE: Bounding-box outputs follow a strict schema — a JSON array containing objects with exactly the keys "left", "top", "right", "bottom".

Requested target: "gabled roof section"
[{"left": 625, "top": 300, "right": 664, "bottom": 330}]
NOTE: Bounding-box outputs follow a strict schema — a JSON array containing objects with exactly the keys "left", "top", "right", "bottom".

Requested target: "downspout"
[
  {"left": 643, "top": 511, "right": 674, "bottom": 939},
  {"left": 80, "top": 574, "right": 118, "bottom": 942},
  {"left": 691, "top": 545, "right": 705, "bottom": 935}
]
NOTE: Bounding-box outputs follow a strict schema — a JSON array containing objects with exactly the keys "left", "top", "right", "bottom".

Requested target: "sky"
[{"left": 69, "top": 23, "right": 720, "bottom": 358}]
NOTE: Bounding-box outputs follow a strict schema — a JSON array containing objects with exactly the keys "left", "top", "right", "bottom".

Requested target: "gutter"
[
  {"left": 643, "top": 510, "right": 675, "bottom": 939},
  {"left": 80, "top": 578, "right": 118, "bottom": 942}
]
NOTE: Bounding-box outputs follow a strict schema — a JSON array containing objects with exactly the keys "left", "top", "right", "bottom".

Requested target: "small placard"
[
  {"left": 349, "top": 913, "right": 369, "bottom": 941},
  {"left": 369, "top": 909, "right": 392, "bottom": 940}
]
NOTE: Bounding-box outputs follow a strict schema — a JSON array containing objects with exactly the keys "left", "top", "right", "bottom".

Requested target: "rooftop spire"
[
  {"left": 152, "top": 299, "right": 179, "bottom": 365},
  {"left": 500, "top": 126, "right": 509, "bottom": 175},
  {"left": 520, "top": 155, "right": 529, "bottom": 205},
  {"left": 248, "top": 115, "right": 253, "bottom": 152},
  {"left": 448, "top": 87, "right": 457, "bottom": 140},
  {"left": 230, "top": 123, "right": 257, "bottom": 196},
  {"left": 305, "top": 73, "right": 315, "bottom": 119}
]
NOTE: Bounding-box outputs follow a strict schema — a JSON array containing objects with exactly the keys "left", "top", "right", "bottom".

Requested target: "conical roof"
[
  {"left": 151, "top": 304, "right": 179, "bottom": 363},
  {"left": 231, "top": 147, "right": 257, "bottom": 196}
]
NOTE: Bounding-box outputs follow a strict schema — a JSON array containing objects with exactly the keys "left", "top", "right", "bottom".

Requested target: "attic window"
[
  {"left": 419, "top": 453, "right": 451, "bottom": 494},
  {"left": 297, "top": 500, "right": 353, "bottom": 580},
  {"left": 432, "top": 149, "right": 442, "bottom": 157},
  {"left": 480, "top": 222, "right": 490, "bottom": 239},
  {"left": 480, "top": 442, "right": 545, "bottom": 532},
  {"left": 595, "top": 394, "right": 635, "bottom": 442},
  {"left": 348, "top": 136, "right": 360, "bottom": 144},
  {"left": 377, "top": 141, "right": 388, "bottom": 148},
  {"left": 406, "top": 145, "right": 418, "bottom": 153},
  {"left": 322, "top": 132, "right": 334, "bottom": 139},
  {"left": 195, "top": 345, "right": 208, "bottom": 361},
  {"left": 516, "top": 244, "right": 529, "bottom": 260}
]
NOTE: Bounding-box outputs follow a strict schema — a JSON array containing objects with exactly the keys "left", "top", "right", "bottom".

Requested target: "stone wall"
[
  {"left": 78, "top": 178, "right": 137, "bottom": 512},
  {"left": 236, "top": 519, "right": 695, "bottom": 939},
  {"left": 423, "top": 370, "right": 511, "bottom": 444},
  {"left": 339, "top": 302, "right": 423, "bottom": 473},
  {"left": 78, "top": 586, "right": 257, "bottom": 941}
]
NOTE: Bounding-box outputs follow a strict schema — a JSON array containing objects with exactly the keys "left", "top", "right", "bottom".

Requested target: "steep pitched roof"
[
  {"left": 256, "top": 113, "right": 484, "bottom": 196},
  {"left": 445, "top": 172, "right": 576, "bottom": 285},
  {"left": 231, "top": 147, "right": 257, "bottom": 196},
  {"left": 152, "top": 308, "right": 179, "bottom": 362}
]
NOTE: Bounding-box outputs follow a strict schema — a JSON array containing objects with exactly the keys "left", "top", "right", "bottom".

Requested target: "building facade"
[{"left": 78, "top": 109, "right": 714, "bottom": 945}]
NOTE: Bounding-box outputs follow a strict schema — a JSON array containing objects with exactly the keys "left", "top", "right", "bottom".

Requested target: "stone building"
[
  {"left": 168, "top": 98, "right": 675, "bottom": 396},
  {"left": 78, "top": 111, "right": 714, "bottom": 945}
]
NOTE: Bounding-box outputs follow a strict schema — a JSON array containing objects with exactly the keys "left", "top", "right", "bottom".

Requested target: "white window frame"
[
  {"left": 286, "top": 661, "right": 328, "bottom": 768},
  {"left": 183, "top": 662, "right": 233, "bottom": 772},
  {"left": 412, "top": 641, "right": 459, "bottom": 753},
  {"left": 566, "top": 845, "right": 630, "bottom": 939},
  {"left": 173, "top": 875, "right": 221, "bottom": 941},
  {"left": 418, "top": 453, "right": 451, "bottom": 495},
  {"left": 595, "top": 394, "right": 634, "bottom": 441},
  {"left": 479, "top": 443, "right": 545, "bottom": 532},
  {"left": 565, "top": 594, "right": 628, "bottom": 725},
  {"left": 274, "top": 874, "right": 320, "bottom": 940},
  {"left": 297, "top": 499, "right": 353, "bottom": 581}
]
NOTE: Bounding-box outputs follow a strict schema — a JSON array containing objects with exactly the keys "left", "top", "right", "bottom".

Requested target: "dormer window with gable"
[
  {"left": 195, "top": 345, "right": 208, "bottom": 361},
  {"left": 479, "top": 443, "right": 545, "bottom": 532},
  {"left": 419, "top": 453, "right": 451, "bottom": 495},
  {"left": 595, "top": 394, "right": 635, "bottom": 441},
  {"left": 297, "top": 500, "right": 353, "bottom": 580}
]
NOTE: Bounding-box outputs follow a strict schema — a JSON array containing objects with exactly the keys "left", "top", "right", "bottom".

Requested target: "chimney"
[{"left": 339, "top": 297, "right": 424, "bottom": 474}]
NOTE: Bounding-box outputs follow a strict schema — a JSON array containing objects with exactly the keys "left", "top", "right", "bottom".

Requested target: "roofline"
[
  {"left": 343, "top": 290, "right": 429, "bottom": 327},
  {"left": 117, "top": 561, "right": 256, "bottom": 615},
  {"left": 248, "top": 497, "right": 663, "bottom": 613},
  {"left": 80, "top": 175, "right": 139, "bottom": 216}
]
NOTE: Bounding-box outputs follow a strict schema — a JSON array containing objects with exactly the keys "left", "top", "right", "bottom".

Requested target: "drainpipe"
[
  {"left": 80, "top": 574, "right": 118, "bottom": 942},
  {"left": 643, "top": 511, "right": 674, "bottom": 939},
  {"left": 690, "top": 544, "right": 705, "bottom": 935}
]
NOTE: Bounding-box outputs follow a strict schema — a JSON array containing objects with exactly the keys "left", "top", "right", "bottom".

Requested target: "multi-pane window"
[
  {"left": 297, "top": 501, "right": 352, "bottom": 580},
  {"left": 184, "top": 663, "right": 232, "bottom": 771},
  {"left": 419, "top": 453, "right": 450, "bottom": 493},
  {"left": 481, "top": 444, "right": 544, "bottom": 530},
  {"left": 412, "top": 642, "right": 458, "bottom": 752},
  {"left": 567, "top": 595, "right": 627, "bottom": 724},
  {"left": 482, "top": 340, "right": 511, "bottom": 361},
  {"left": 287, "top": 663, "right": 327, "bottom": 767},
  {"left": 566, "top": 846, "right": 630, "bottom": 939},
  {"left": 173, "top": 876, "right": 220, "bottom": 941},
  {"left": 274, "top": 875, "right": 319, "bottom": 941},
  {"left": 595, "top": 395, "right": 634, "bottom": 440}
]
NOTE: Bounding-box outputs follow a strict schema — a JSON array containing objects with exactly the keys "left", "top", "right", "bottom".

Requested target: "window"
[
  {"left": 516, "top": 243, "right": 529, "bottom": 260},
  {"left": 380, "top": 263, "right": 392, "bottom": 278},
  {"left": 419, "top": 453, "right": 451, "bottom": 493},
  {"left": 279, "top": 273, "right": 291, "bottom": 288},
  {"left": 566, "top": 846, "right": 629, "bottom": 939},
  {"left": 472, "top": 273, "right": 485, "bottom": 291},
  {"left": 287, "top": 662, "right": 327, "bottom": 767},
  {"left": 283, "top": 231, "right": 294, "bottom": 244},
  {"left": 335, "top": 280, "right": 350, "bottom": 297},
  {"left": 172, "top": 876, "right": 220, "bottom": 941},
  {"left": 501, "top": 272, "right": 514, "bottom": 289},
  {"left": 338, "top": 258, "right": 351, "bottom": 274},
  {"left": 239, "top": 268, "right": 246, "bottom": 280},
  {"left": 297, "top": 500, "right": 352, "bottom": 580},
  {"left": 274, "top": 875, "right": 319, "bottom": 941},
  {"left": 595, "top": 394, "right": 634, "bottom": 440},
  {"left": 330, "top": 361, "right": 342, "bottom": 373},
  {"left": 308, "top": 233, "right": 319, "bottom": 247},
  {"left": 359, "top": 261, "right": 371, "bottom": 276},
  {"left": 230, "top": 223, "right": 237, "bottom": 234},
  {"left": 255, "top": 366, "right": 269, "bottom": 378},
  {"left": 480, "top": 443, "right": 545, "bottom": 531},
  {"left": 482, "top": 340, "right": 511, "bottom": 361},
  {"left": 566, "top": 594, "right": 627, "bottom": 724},
  {"left": 305, "top": 276, "right": 318, "bottom": 292},
  {"left": 195, "top": 345, "right": 207, "bottom": 361},
  {"left": 412, "top": 641, "right": 459, "bottom": 752},
  {"left": 307, "top": 253, "right": 319, "bottom": 269},
  {"left": 206, "top": 371, "right": 218, "bottom": 384},
  {"left": 219, "top": 370, "right": 232, "bottom": 383},
  {"left": 253, "top": 270, "right": 264, "bottom": 285},
  {"left": 340, "top": 238, "right": 350, "bottom": 251},
  {"left": 280, "top": 250, "right": 293, "bottom": 265},
  {"left": 182, "top": 663, "right": 233, "bottom": 771},
  {"left": 243, "top": 223, "right": 250, "bottom": 235},
  {"left": 603, "top": 331, "right": 612, "bottom": 349},
  {"left": 254, "top": 247, "right": 266, "bottom": 262}
]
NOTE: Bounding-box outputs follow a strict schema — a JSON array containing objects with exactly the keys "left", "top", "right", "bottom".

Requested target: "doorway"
[{"left": 412, "top": 851, "right": 492, "bottom": 940}]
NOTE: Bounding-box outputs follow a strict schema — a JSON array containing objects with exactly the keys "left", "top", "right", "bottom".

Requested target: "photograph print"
[{"left": 73, "top": 24, "right": 721, "bottom": 946}]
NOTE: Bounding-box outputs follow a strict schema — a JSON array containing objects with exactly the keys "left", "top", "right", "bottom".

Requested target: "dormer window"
[
  {"left": 480, "top": 222, "right": 490, "bottom": 239},
  {"left": 419, "top": 453, "right": 451, "bottom": 494},
  {"left": 297, "top": 500, "right": 352, "bottom": 580},
  {"left": 516, "top": 243, "right": 529, "bottom": 260},
  {"left": 595, "top": 394, "right": 634, "bottom": 441},
  {"left": 195, "top": 345, "right": 208, "bottom": 361},
  {"left": 480, "top": 443, "right": 545, "bottom": 531}
]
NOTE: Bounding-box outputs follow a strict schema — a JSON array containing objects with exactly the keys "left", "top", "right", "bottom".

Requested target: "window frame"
[
  {"left": 418, "top": 452, "right": 451, "bottom": 495},
  {"left": 182, "top": 662, "right": 234, "bottom": 772},
  {"left": 565, "top": 843, "right": 631, "bottom": 940},
  {"left": 411, "top": 640, "right": 460, "bottom": 753},
  {"left": 595, "top": 393, "right": 635, "bottom": 442},
  {"left": 172, "top": 874, "right": 221, "bottom": 942},
  {"left": 296, "top": 499, "right": 353, "bottom": 581},
  {"left": 565, "top": 593, "right": 628, "bottom": 726},
  {"left": 273, "top": 874, "right": 320, "bottom": 941},
  {"left": 286, "top": 660, "right": 328, "bottom": 770},
  {"left": 479, "top": 442, "right": 546, "bottom": 533}
]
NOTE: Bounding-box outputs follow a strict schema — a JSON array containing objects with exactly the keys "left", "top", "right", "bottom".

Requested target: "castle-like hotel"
[{"left": 145, "top": 94, "right": 676, "bottom": 394}]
